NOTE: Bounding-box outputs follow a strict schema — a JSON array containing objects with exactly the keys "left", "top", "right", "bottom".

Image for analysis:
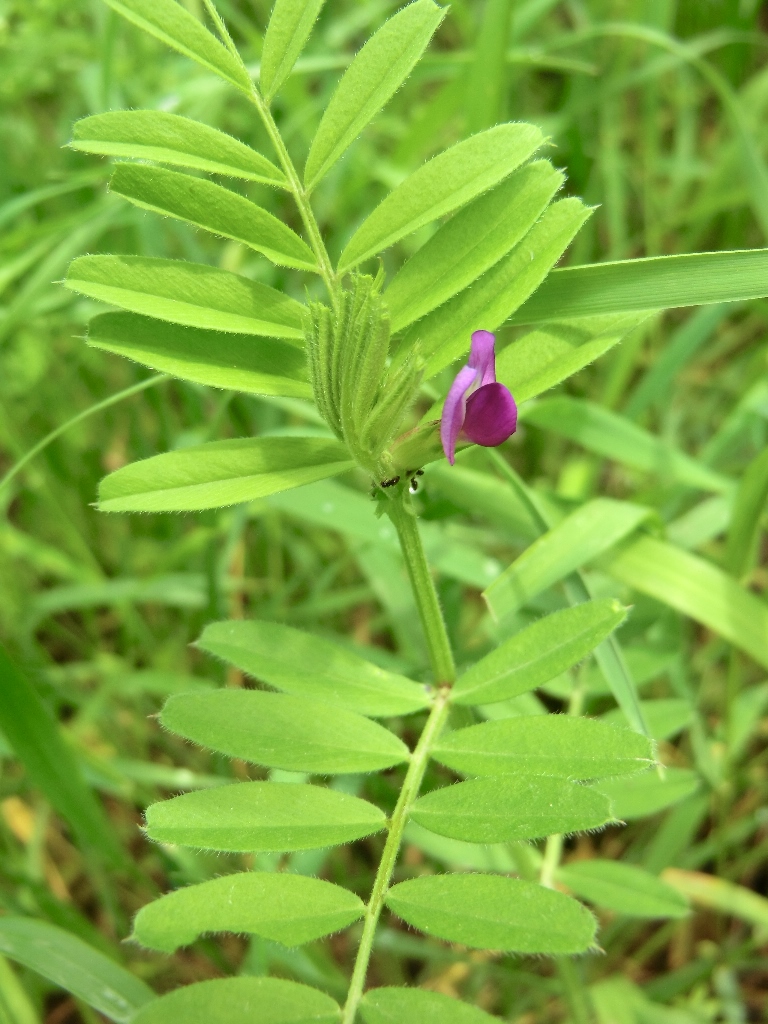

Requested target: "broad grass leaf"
[
  {"left": 0, "top": 918, "right": 154, "bottom": 1024},
  {"left": 411, "top": 776, "right": 613, "bottom": 842},
  {"left": 385, "top": 875, "right": 596, "bottom": 953},
  {"left": 433, "top": 715, "right": 654, "bottom": 779},
  {"left": 386, "top": 160, "right": 561, "bottom": 332},
  {"left": 452, "top": 599, "right": 627, "bottom": 706},
  {"left": 411, "top": 198, "right": 592, "bottom": 378},
  {"left": 109, "top": 164, "right": 317, "bottom": 271},
  {"left": 88, "top": 313, "right": 310, "bottom": 398},
  {"left": 661, "top": 869, "right": 768, "bottom": 936},
  {"left": 557, "top": 860, "right": 689, "bottom": 919},
  {"left": 132, "top": 977, "right": 340, "bottom": 1024},
  {"left": 523, "top": 398, "right": 732, "bottom": 495},
  {"left": 602, "top": 536, "right": 768, "bottom": 670},
  {"left": 594, "top": 768, "right": 700, "bottom": 820},
  {"left": 144, "top": 781, "right": 386, "bottom": 851},
  {"left": 0, "top": 645, "right": 125, "bottom": 867},
  {"left": 66, "top": 255, "right": 304, "bottom": 339},
  {"left": 303, "top": 0, "right": 445, "bottom": 189},
  {"left": 70, "top": 111, "right": 285, "bottom": 185},
  {"left": 261, "top": 0, "right": 327, "bottom": 102},
  {"left": 601, "top": 699, "right": 692, "bottom": 742},
  {"left": 510, "top": 247, "right": 768, "bottom": 324},
  {"left": 98, "top": 437, "right": 353, "bottom": 513},
  {"left": 131, "top": 872, "right": 364, "bottom": 951},
  {"left": 103, "top": 0, "right": 251, "bottom": 91},
  {"left": 196, "top": 619, "right": 429, "bottom": 717},
  {"left": 161, "top": 690, "right": 409, "bottom": 773},
  {"left": 339, "top": 123, "right": 545, "bottom": 273},
  {"left": 725, "top": 446, "right": 768, "bottom": 578},
  {"left": 483, "top": 500, "right": 651, "bottom": 622},
  {"left": 360, "top": 987, "right": 499, "bottom": 1024}
]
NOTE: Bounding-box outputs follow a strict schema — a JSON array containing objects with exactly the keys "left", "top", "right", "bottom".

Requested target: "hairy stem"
[{"left": 342, "top": 493, "right": 456, "bottom": 1023}]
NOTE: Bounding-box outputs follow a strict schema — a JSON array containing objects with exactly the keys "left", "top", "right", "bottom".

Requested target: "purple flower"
[{"left": 440, "top": 330, "right": 517, "bottom": 465}]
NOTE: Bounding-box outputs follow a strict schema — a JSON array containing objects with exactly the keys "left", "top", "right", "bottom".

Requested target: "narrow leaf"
[
  {"left": 98, "top": 436, "right": 353, "bottom": 513},
  {"left": 304, "top": 0, "right": 445, "bottom": 189},
  {"left": 603, "top": 536, "right": 768, "bottom": 670},
  {"left": 601, "top": 699, "right": 692, "bottom": 742},
  {"left": 261, "top": 0, "right": 327, "bottom": 101},
  {"left": 452, "top": 599, "right": 627, "bottom": 706},
  {"left": 483, "top": 499, "right": 651, "bottom": 622},
  {"left": 132, "top": 978, "right": 340, "bottom": 1024},
  {"left": 510, "top": 247, "right": 768, "bottom": 325},
  {"left": 411, "top": 776, "right": 614, "bottom": 843},
  {"left": 725, "top": 446, "right": 768, "bottom": 578},
  {"left": 144, "top": 781, "right": 386, "bottom": 851},
  {"left": 65, "top": 256, "right": 305, "bottom": 339},
  {"left": 386, "top": 875, "right": 596, "bottom": 954},
  {"left": 339, "top": 123, "right": 544, "bottom": 273},
  {"left": 662, "top": 869, "right": 768, "bottom": 935},
  {"left": 88, "top": 313, "right": 310, "bottom": 398},
  {"left": 197, "top": 619, "right": 429, "bottom": 717},
  {"left": 103, "top": 0, "right": 251, "bottom": 90},
  {"left": 411, "top": 198, "right": 592, "bottom": 378},
  {"left": 523, "top": 398, "right": 732, "bottom": 495},
  {"left": 0, "top": 919, "right": 154, "bottom": 1024},
  {"left": 0, "top": 645, "right": 124, "bottom": 866},
  {"left": 132, "top": 872, "right": 364, "bottom": 951},
  {"left": 433, "top": 715, "right": 654, "bottom": 779},
  {"left": 109, "top": 164, "right": 317, "bottom": 271},
  {"left": 558, "top": 861, "right": 689, "bottom": 919},
  {"left": 70, "top": 111, "right": 285, "bottom": 185},
  {"left": 594, "top": 768, "right": 700, "bottom": 820},
  {"left": 360, "top": 988, "right": 499, "bottom": 1024},
  {"left": 161, "top": 690, "right": 409, "bottom": 773}
]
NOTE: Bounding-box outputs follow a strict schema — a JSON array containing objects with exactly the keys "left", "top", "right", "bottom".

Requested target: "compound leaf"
[
  {"left": 132, "top": 978, "right": 340, "bottom": 1024},
  {"left": 132, "top": 872, "right": 364, "bottom": 951}
]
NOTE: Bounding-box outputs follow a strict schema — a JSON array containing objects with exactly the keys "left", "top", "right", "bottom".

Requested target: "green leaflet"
[
  {"left": 0, "top": 918, "right": 155, "bottom": 1024},
  {"left": 725, "top": 446, "right": 768, "bottom": 578},
  {"left": 497, "top": 313, "right": 651, "bottom": 404},
  {"left": 523, "top": 398, "right": 733, "bottom": 495},
  {"left": 131, "top": 872, "right": 364, "bottom": 951},
  {"left": 98, "top": 436, "right": 353, "bottom": 513},
  {"left": 386, "top": 160, "right": 562, "bottom": 333},
  {"left": 594, "top": 768, "right": 700, "bottom": 820},
  {"left": 70, "top": 111, "right": 285, "bottom": 185},
  {"left": 411, "top": 776, "right": 614, "bottom": 843},
  {"left": 360, "top": 988, "right": 499, "bottom": 1024},
  {"left": 483, "top": 499, "right": 651, "bottom": 622},
  {"left": 261, "top": 0, "right": 327, "bottom": 102},
  {"left": 386, "top": 875, "right": 596, "bottom": 954},
  {"left": 161, "top": 689, "right": 409, "bottom": 773},
  {"left": 602, "top": 536, "right": 768, "bottom": 671},
  {"left": 557, "top": 860, "right": 689, "bottom": 919},
  {"left": 109, "top": 164, "right": 317, "bottom": 271},
  {"left": 144, "top": 781, "right": 386, "bottom": 851},
  {"left": 303, "top": 0, "right": 445, "bottom": 189},
  {"left": 339, "top": 123, "right": 545, "bottom": 273},
  {"left": 432, "top": 716, "right": 654, "bottom": 779},
  {"left": 601, "top": 699, "right": 692, "bottom": 742},
  {"left": 510, "top": 247, "right": 768, "bottom": 324},
  {"left": 196, "top": 618, "right": 429, "bottom": 717},
  {"left": 66, "top": 256, "right": 305, "bottom": 339},
  {"left": 103, "top": 0, "right": 251, "bottom": 91},
  {"left": 132, "top": 978, "right": 340, "bottom": 1024},
  {"left": 452, "top": 600, "right": 627, "bottom": 706},
  {"left": 0, "top": 644, "right": 124, "bottom": 867},
  {"left": 89, "top": 314, "right": 310, "bottom": 398},
  {"left": 411, "top": 198, "right": 592, "bottom": 378}
]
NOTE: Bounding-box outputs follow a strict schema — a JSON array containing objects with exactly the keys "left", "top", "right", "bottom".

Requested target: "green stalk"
[{"left": 341, "top": 492, "right": 456, "bottom": 1023}]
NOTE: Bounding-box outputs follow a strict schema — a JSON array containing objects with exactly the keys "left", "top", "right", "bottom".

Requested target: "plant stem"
[
  {"left": 341, "top": 689, "right": 451, "bottom": 1024},
  {"left": 342, "top": 493, "right": 456, "bottom": 1023},
  {"left": 385, "top": 493, "right": 456, "bottom": 685}
]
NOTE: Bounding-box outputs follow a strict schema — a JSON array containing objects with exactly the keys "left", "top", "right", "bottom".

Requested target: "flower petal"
[
  {"left": 469, "top": 330, "right": 496, "bottom": 386},
  {"left": 440, "top": 364, "right": 478, "bottom": 465},
  {"left": 463, "top": 382, "right": 518, "bottom": 447}
]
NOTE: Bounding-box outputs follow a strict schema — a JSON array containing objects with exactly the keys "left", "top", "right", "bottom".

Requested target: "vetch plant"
[{"left": 52, "top": 0, "right": 768, "bottom": 1021}]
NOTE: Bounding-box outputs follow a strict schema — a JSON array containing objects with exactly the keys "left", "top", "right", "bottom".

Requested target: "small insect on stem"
[{"left": 380, "top": 476, "right": 400, "bottom": 488}]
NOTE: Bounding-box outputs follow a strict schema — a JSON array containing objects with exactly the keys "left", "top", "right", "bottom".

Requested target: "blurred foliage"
[{"left": 1, "top": 0, "right": 767, "bottom": 1021}]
